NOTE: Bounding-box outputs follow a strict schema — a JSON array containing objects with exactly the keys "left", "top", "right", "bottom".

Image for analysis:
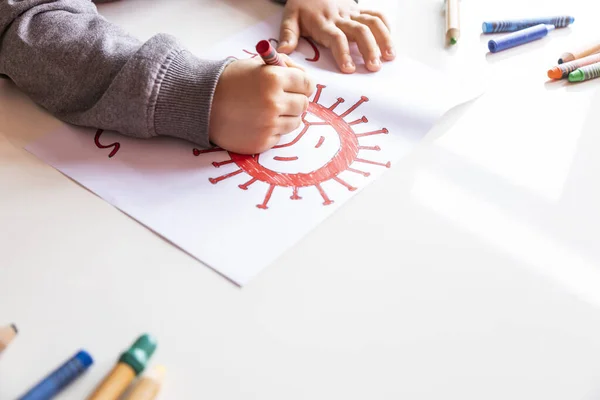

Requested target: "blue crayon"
[
  {"left": 18, "top": 350, "right": 93, "bottom": 400},
  {"left": 488, "top": 24, "right": 555, "bottom": 53},
  {"left": 482, "top": 16, "right": 574, "bottom": 33}
]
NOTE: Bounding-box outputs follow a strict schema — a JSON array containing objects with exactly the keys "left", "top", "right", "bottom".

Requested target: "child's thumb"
[{"left": 278, "top": 10, "right": 300, "bottom": 54}]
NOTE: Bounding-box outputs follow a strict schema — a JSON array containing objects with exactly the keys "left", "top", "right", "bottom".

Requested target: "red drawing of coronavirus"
[
  {"left": 193, "top": 84, "right": 390, "bottom": 209},
  {"left": 94, "top": 129, "right": 120, "bottom": 158}
]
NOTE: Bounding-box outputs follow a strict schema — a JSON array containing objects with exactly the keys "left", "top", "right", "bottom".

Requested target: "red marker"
[{"left": 256, "top": 40, "right": 286, "bottom": 67}]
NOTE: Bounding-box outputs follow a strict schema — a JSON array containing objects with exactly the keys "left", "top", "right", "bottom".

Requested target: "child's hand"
[
  {"left": 209, "top": 56, "right": 315, "bottom": 154},
  {"left": 278, "top": 0, "right": 394, "bottom": 73}
]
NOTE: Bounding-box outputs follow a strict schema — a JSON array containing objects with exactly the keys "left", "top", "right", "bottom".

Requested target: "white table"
[{"left": 2, "top": 0, "right": 600, "bottom": 398}]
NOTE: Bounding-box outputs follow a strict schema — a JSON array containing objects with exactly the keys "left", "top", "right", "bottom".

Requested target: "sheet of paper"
[{"left": 27, "top": 15, "right": 477, "bottom": 285}]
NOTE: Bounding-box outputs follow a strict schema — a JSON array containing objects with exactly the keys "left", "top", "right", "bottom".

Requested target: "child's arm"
[{"left": 0, "top": 0, "right": 231, "bottom": 149}]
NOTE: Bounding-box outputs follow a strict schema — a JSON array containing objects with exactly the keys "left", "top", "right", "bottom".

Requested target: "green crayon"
[{"left": 569, "top": 61, "right": 600, "bottom": 82}]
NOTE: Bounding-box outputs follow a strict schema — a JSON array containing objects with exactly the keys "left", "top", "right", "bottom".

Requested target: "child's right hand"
[{"left": 209, "top": 56, "right": 315, "bottom": 154}]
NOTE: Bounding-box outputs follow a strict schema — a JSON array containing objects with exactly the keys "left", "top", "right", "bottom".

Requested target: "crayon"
[
  {"left": 0, "top": 324, "right": 18, "bottom": 352},
  {"left": 446, "top": 0, "right": 460, "bottom": 45},
  {"left": 88, "top": 334, "right": 157, "bottom": 400},
  {"left": 123, "top": 365, "right": 166, "bottom": 400},
  {"left": 256, "top": 40, "right": 286, "bottom": 67},
  {"left": 548, "top": 53, "right": 600, "bottom": 80},
  {"left": 18, "top": 350, "right": 93, "bottom": 400},
  {"left": 488, "top": 24, "right": 555, "bottom": 53},
  {"left": 568, "top": 62, "right": 600, "bottom": 82},
  {"left": 559, "top": 43, "right": 600, "bottom": 64},
  {"left": 482, "top": 16, "right": 574, "bottom": 33}
]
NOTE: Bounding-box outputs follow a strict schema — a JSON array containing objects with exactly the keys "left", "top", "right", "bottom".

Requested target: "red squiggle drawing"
[
  {"left": 193, "top": 84, "right": 390, "bottom": 210},
  {"left": 301, "top": 37, "right": 320, "bottom": 62},
  {"left": 94, "top": 129, "right": 120, "bottom": 158}
]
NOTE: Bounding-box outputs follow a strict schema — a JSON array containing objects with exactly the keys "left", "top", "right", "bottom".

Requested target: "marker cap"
[{"left": 119, "top": 334, "right": 157, "bottom": 375}]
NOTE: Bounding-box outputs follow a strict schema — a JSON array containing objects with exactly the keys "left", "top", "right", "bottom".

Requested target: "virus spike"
[
  {"left": 347, "top": 167, "right": 371, "bottom": 177},
  {"left": 257, "top": 184, "right": 276, "bottom": 209},
  {"left": 272, "top": 124, "right": 310, "bottom": 149},
  {"left": 212, "top": 159, "right": 235, "bottom": 168},
  {"left": 239, "top": 177, "right": 258, "bottom": 190},
  {"left": 209, "top": 169, "right": 243, "bottom": 184},
  {"left": 313, "top": 84, "right": 325, "bottom": 103},
  {"left": 315, "top": 183, "right": 334, "bottom": 205},
  {"left": 315, "top": 136, "right": 325, "bottom": 148},
  {"left": 355, "top": 158, "right": 391, "bottom": 168},
  {"left": 355, "top": 128, "right": 388, "bottom": 138},
  {"left": 339, "top": 96, "right": 369, "bottom": 118},
  {"left": 333, "top": 176, "right": 357, "bottom": 191},
  {"left": 193, "top": 147, "right": 225, "bottom": 156},
  {"left": 349, "top": 116, "right": 369, "bottom": 125},
  {"left": 328, "top": 97, "right": 345, "bottom": 111},
  {"left": 358, "top": 145, "right": 381, "bottom": 151},
  {"left": 291, "top": 187, "right": 302, "bottom": 200}
]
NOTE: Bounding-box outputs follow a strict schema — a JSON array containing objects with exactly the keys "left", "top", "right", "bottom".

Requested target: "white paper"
[{"left": 27, "top": 15, "right": 476, "bottom": 285}]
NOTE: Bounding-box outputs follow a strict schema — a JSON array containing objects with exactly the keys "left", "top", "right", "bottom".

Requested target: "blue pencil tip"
[{"left": 569, "top": 16, "right": 575, "bottom": 24}]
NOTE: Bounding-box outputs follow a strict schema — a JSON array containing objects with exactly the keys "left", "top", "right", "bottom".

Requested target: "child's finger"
[
  {"left": 279, "top": 93, "right": 309, "bottom": 116},
  {"left": 277, "top": 116, "right": 303, "bottom": 134},
  {"left": 281, "top": 68, "right": 315, "bottom": 96},
  {"left": 278, "top": 9, "right": 300, "bottom": 54},
  {"left": 318, "top": 23, "right": 355, "bottom": 74},
  {"left": 360, "top": 9, "right": 391, "bottom": 31},
  {"left": 351, "top": 14, "right": 395, "bottom": 60},
  {"left": 336, "top": 20, "right": 381, "bottom": 72},
  {"left": 280, "top": 54, "right": 306, "bottom": 71}
]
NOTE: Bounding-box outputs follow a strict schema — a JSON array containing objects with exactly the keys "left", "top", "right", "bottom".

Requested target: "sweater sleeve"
[{"left": 0, "top": 0, "right": 231, "bottom": 148}]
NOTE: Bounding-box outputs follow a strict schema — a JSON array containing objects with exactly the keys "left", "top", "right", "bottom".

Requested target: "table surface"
[{"left": 2, "top": 0, "right": 600, "bottom": 398}]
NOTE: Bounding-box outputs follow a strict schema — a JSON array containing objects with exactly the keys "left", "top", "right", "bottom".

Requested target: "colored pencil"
[
  {"left": 559, "top": 43, "right": 600, "bottom": 64},
  {"left": 446, "top": 0, "right": 460, "bottom": 45}
]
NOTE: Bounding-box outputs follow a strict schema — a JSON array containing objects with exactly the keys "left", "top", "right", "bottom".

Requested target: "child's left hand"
[{"left": 277, "top": 0, "right": 395, "bottom": 74}]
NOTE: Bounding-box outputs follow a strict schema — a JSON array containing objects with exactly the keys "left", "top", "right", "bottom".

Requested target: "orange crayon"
[
  {"left": 548, "top": 52, "right": 600, "bottom": 79},
  {"left": 558, "top": 43, "right": 600, "bottom": 64}
]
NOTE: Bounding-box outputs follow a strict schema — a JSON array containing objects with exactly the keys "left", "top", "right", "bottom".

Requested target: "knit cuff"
[{"left": 153, "top": 50, "right": 232, "bottom": 148}]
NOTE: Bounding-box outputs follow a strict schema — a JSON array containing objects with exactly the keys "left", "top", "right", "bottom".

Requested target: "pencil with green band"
[
  {"left": 446, "top": 0, "right": 460, "bottom": 45},
  {"left": 87, "top": 334, "right": 157, "bottom": 400}
]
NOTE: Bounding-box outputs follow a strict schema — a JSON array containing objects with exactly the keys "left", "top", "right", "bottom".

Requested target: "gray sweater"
[{"left": 0, "top": 0, "right": 233, "bottom": 148}]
